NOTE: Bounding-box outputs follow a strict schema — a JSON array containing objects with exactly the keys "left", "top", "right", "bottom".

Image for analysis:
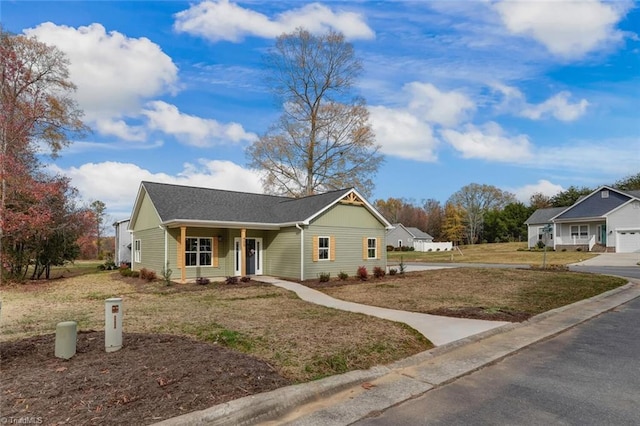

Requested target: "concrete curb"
[
  {"left": 153, "top": 366, "right": 391, "bottom": 426},
  {"left": 154, "top": 280, "right": 640, "bottom": 426}
]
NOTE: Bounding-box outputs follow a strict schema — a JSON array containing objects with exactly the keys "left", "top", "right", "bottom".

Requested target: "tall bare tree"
[
  {"left": 0, "top": 27, "right": 87, "bottom": 284},
  {"left": 423, "top": 198, "right": 444, "bottom": 240},
  {"left": 247, "top": 28, "right": 382, "bottom": 198},
  {"left": 448, "top": 183, "right": 516, "bottom": 244},
  {"left": 90, "top": 200, "right": 107, "bottom": 259}
]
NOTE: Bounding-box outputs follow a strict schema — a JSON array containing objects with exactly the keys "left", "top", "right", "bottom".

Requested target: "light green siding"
[
  {"left": 304, "top": 203, "right": 387, "bottom": 280},
  {"left": 131, "top": 191, "right": 164, "bottom": 273},
  {"left": 312, "top": 203, "right": 382, "bottom": 228},
  {"left": 264, "top": 227, "right": 301, "bottom": 279},
  {"left": 132, "top": 227, "right": 164, "bottom": 273},
  {"left": 131, "top": 191, "right": 160, "bottom": 231}
]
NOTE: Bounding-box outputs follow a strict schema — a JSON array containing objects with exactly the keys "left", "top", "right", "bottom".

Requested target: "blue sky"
[{"left": 3, "top": 0, "right": 639, "bottom": 224}]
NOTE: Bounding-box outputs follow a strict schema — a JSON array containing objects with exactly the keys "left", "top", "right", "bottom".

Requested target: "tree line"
[
  {"left": 1, "top": 28, "right": 108, "bottom": 283},
  {"left": 375, "top": 173, "right": 640, "bottom": 245}
]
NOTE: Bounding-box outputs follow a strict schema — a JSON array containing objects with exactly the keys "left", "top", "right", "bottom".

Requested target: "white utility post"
[{"left": 105, "top": 297, "right": 123, "bottom": 352}]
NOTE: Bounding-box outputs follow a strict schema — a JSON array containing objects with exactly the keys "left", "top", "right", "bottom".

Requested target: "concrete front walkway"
[{"left": 259, "top": 276, "right": 509, "bottom": 346}]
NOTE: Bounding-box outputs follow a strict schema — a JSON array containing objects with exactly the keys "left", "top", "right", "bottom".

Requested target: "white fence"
[{"left": 414, "top": 241, "right": 453, "bottom": 252}]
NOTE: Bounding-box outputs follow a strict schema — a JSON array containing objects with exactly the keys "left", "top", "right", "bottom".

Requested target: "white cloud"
[
  {"left": 440, "top": 122, "right": 533, "bottom": 162},
  {"left": 24, "top": 23, "right": 179, "bottom": 122},
  {"left": 493, "top": 0, "right": 628, "bottom": 59},
  {"left": 368, "top": 105, "right": 439, "bottom": 162},
  {"left": 174, "top": 0, "right": 375, "bottom": 42},
  {"left": 141, "top": 101, "right": 257, "bottom": 147},
  {"left": 94, "top": 119, "right": 147, "bottom": 142},
  {"left": 521, "top": 91, "right": 589, "bottom": 121},
  {"left": 492, "top": 84, "right": 589, "bottom": 122},
  {"left": 510, "top": 180, "right": 564, "bottom": 203},
  {"left": 49, "top": 160, "right": 264, "bottom": 219},
  {"left": 527, "top": 138, "right": 640, "bottom": 177},
  {"left": 406, "top": 82, "right": 476, "bottom": 127}
]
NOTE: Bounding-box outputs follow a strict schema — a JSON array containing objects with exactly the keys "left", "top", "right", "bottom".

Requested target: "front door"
[
  {"left": 234, "top": 237, "right": 263, "bottom": 276},
  {"left": 246, "top": 239, "right": 256, "bottom": 275},
  {"left": 598, "top": 225, "right": 607, "bottom": 245}
]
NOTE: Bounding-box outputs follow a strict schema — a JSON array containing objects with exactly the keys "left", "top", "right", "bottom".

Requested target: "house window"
[
  {"left": 318, "top": 236, "right": 330, "bottom": 260},
  {"left": 398, "top": 240, "right": 403, "bottom": 247},
  {"left": 570, "top": 225, "right": 588, "bottom": 239},
  {"left": 134, "top": 239, "right": 141, "bottom": 263},
  {"left": 185, "top": 237, "right": 212, "bottom": 267},
  {"left": 538, "top": 227, "right": 553, "bottom": 240},
  {"left": 367, "top": 238, "right": 377, "bottom": 259}
]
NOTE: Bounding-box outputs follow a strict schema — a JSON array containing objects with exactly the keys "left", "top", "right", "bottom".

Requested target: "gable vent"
[{"left": 601, "top": 190, "right": 609, "bottom": 199}]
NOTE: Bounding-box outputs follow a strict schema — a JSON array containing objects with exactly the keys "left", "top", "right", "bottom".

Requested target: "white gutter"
[
  {"left": 296, "top": 223, "right": 304, "bottom": 281},
  {"left": 162, "top": 219, "right": 282, "bottom": 230}
]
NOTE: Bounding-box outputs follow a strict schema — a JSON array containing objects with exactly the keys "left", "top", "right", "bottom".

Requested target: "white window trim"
[
  {"left": 570, "top": 225, "right": 589, "bottom": 239},
  {"left": 318, "top": 236, "right": 330, "bottom": 261},
  {"left": 134, "top": 239, "right": 141, "bottom": 263},
  {"left": 185, "top": 237, "right": 213, "bottom": 267},
  {"left": 367, "top": 237, "right": 377, "bottom": 259}
]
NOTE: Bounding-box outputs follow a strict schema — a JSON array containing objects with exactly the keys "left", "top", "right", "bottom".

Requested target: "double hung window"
[{"left": 185, "top": 237, "right": 212, "bottom": 266}]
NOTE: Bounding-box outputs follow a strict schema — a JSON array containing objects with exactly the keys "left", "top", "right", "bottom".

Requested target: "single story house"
[
  {"left": 525, "top": 186, "right": 640, "bottom": 253},
  {"left": 386, "top": 223, "right": 452, "bottom": 252},
  {"left": 113, "top": 218, "right": 131, "bottom": 265},
  {"left": 128, "top": 181, "right": 391, "bottom": 282},
  {"left": 386, "top": 223, "right": 433, "bottom": 248}
]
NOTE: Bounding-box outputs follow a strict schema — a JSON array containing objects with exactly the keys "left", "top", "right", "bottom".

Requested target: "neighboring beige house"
[
  {"left": 525, "top": 186, "right": 640, "bottom": 253},
  {"left": 128, "top": 181, "right": 391, "bottom": 282}
]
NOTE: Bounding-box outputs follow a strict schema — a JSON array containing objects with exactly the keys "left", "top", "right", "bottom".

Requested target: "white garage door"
[{"left": 617, "top": 230, "right": 640, "bottom": 253}]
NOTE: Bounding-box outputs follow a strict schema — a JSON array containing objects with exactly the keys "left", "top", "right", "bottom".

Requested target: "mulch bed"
[{"left": 0, "top": 331, "right": 291, "bottom": 425}]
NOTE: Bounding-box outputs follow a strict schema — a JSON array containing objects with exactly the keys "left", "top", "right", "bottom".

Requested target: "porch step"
[{"left": 591, "top": 243, "right": 607, "bottom": 253}]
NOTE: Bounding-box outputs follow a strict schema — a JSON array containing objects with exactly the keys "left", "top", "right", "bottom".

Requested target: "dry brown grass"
[
  {"left": 0, "top": 273, "right": 428, "bottom": 382},
  {"left": 1, "top": 265, "right": 625, "bottom": 382},
  {"left": 388, "top": 242, "right": 598, "bottom": 266},
  {"left": 319, "top": 268, "right": 626, "bottom": 315}
]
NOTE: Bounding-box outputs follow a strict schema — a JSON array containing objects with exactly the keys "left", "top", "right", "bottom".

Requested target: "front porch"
[
  {"left": 555, "top": 221, "right": 608, "bottom": 252},
  {"left": 171, "top": 226, "right": 272, "bottom": 284}
]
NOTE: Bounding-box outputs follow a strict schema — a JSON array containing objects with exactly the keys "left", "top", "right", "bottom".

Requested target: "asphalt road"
[
  {"left": 355, "top": 296, "right": 640, "bottom": 426},
  {"left": 569, "top": 265, "right": 640, "bottom": 279}
]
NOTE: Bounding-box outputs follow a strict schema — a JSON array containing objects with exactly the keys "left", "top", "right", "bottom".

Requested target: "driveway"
[{"left": 571, "top": 253, "right": 640, "bottom": 267}]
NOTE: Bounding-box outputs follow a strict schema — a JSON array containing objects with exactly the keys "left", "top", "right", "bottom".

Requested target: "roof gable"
[{"left": 554, "top": 186, "right": 631, "bottom": 220}]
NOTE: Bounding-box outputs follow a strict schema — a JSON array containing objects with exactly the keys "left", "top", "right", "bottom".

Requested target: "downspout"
[{"left": 296, "top": 223, "right": 304, "bottom": 281}]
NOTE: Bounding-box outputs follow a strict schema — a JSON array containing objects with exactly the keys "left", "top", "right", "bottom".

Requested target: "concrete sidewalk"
[
  {"left": 571, "top": 253, "right": 640, "bottom": 267},
  {"left": 155, "top": 279, "right": 640, "bottom": 426},
  {"left": 258, "top": 276, "right": 509, "bottom": 346}
]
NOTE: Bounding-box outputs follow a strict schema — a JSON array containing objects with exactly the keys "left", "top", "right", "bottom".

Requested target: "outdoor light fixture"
[{"left": 218, "top": 235, "right": 223, "bottom": 241}]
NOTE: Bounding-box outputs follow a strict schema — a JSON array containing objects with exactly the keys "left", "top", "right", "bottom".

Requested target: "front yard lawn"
[
  {"left": 0, "top": 267, "right": 627, "bottom": 424},
  {"left": 388, "top": 241, "right": 598, "bottom": 266},
  {"left": 312, "top": 268, "right": 626, "bottom": 320}
]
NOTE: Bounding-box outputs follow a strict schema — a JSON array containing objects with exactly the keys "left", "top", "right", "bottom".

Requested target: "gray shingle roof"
[
  {"left": 525, "top": 207, "right": 566, "bottom": 224},
  {"left": 141, "top": 181, "right": 352, "bottom": 225},
  {"left": 405, "top": 227, "right": 433, "bottom": 240}
]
